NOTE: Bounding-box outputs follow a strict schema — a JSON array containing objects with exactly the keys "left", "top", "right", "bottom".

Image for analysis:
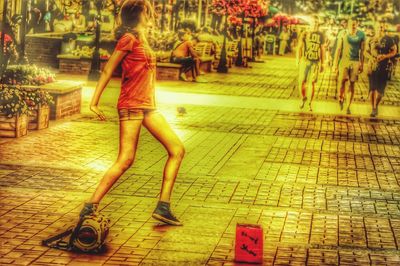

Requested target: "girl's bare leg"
[
  {"left": 143, "top": 112, "right": 185, "bottom": 202},
  {"left": 89, "top": 119, "right": 142, "bottom": 203}
]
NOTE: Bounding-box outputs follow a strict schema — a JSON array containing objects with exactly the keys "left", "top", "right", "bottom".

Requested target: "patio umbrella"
[{"left": 268, "top": 6, "right": 279, "bottom": 15}]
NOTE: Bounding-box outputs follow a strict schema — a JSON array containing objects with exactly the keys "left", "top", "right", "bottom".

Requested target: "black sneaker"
[
  {"left": 152, "top": 201, "right": 182, "bottom": 226},
  {"left": 79, "top": 202, "right": 98, "bottom": 218},
  {"left": 346, "top": 108, "right": 351, "bottom": 115},
  {"left": 370, "top": 109, "right": 377, "bottom": 117}
]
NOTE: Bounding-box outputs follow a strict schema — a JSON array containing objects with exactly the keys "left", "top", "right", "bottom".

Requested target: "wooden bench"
[
  {"left": 227, "top": 40, "right": 239, "bottom": 66},
  {"left": 213, "top": 40, "right": 238, "bottom": 69},
  {"left": 156, "top": 42, "right": 216, "bottom": 80},
  {"left": 194, "top": 42, "right": 214, "bottom": 72},
  {"left": 156, "top": 62, "right": 183, "bottom": 80}
]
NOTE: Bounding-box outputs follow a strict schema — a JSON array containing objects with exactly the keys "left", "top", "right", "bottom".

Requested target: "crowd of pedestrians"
[{"left": 262, "top": 16, "right": 399, "bottom": 117}]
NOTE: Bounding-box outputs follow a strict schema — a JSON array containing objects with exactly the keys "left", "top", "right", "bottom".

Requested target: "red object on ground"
[{"left": 235, "top": 224, "right": 263, "bottom": 264}]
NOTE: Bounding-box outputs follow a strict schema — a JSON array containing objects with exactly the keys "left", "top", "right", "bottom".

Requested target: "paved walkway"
[{"left": 1, "top": 56, "right": 400, "bottom": 265}]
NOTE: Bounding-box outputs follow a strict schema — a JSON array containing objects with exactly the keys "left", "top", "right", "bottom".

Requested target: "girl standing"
[{"left": 80, "top": 0, "right": 185, "bottom": 226}]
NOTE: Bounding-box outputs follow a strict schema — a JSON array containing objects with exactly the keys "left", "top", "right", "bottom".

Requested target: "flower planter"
[
  {"left": 0, "top": 113, "right": 28, "bottom": 138},
  {"left": 28, "top": 104, "right": 50, "bottom": 130}
]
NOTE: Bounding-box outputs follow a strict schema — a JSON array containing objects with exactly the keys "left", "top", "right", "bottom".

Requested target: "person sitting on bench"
[{"left": 170, "top": 30, "right": 204, "bottom": 82}]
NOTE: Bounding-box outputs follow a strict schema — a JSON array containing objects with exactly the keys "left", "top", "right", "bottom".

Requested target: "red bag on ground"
[{"left": 235, "top": 223, "right": 263, "bottom": 264}]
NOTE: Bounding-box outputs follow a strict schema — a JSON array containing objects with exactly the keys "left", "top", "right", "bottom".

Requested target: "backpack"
[{"left": 42, "top": 212, "right": 110, "bottom": 253}]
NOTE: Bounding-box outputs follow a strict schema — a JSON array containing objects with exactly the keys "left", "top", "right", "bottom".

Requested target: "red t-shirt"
[{"left": 115, "top": 33, "right": 156, "bottom": 110}]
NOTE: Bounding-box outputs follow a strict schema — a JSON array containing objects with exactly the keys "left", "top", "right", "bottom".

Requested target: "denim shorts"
[{"left": 118, "top": 108, "right": 158, "bottom": 121}]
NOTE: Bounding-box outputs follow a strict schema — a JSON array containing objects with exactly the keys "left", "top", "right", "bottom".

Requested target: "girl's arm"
[{"left": 90, "top": 50, "right": 127, "bottom": 120}]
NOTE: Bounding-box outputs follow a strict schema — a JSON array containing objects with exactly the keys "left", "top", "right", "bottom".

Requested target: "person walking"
[
  {"left": 333, "top": 18, "right": 365, "bottom": 115},
  {"left": 278, "top": 26, "right": 290, "bottom": 56},
  {"left": 366, "top": 20, "right": 397, "bottom": 117},
  {"left": 265, "top": 27, "right": 276, "bottom": 55},
  {"left": 80, "top": 0, "right": 185, "bottom": 226},
  {"left": 296, "top": 16, "right": 325, "bottom": 111}
]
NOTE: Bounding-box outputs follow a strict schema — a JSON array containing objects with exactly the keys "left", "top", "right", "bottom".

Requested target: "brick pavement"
[
  {"left": 155, "top": 56, "right": 400, "bottom": 106},
  {"left": 1, "top": 56, "right": 400, "bottom": 265}
]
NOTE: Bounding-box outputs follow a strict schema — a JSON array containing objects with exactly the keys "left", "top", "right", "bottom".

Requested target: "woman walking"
[
  {"left": 80, "top": 0, "right": 185, "bottom": 226},
  {"left": 366, "top": 20, "right": 397, "bottom": 117}
]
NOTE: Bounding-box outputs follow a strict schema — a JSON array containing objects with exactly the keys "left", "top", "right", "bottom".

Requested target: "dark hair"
[
  {"left": 177, "top": 30, "right": 186, "bottom": 40},
  {"left": 114, "top": 0, "right": 154, "bottom": 40}
]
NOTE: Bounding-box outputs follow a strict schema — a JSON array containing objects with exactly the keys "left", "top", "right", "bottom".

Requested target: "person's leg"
[
  {"left": 143, "top": 111, "right": 185, "bottom": 225},
  {"left": 309, "top": 65, "right": 318, "bottom": 111},
  {"left": 89, "top": 119, "right": 142, "bottom": 204},
  {"left": 174, "top": 57, "right": 193, "bottom": 81},
  {"left": 376, "top": 91, "right": 383, "bottom": 113},
  {"left": 298, "top": 61, "right": 308, "bottom": 108},
  {"left": 194, "top": 57, "right": 201, "bottom": 76},
  {"left": 143, "top": 111, "right": 185, "bottom": 202},
  {"left": 346, "top": 62, "right": 360, "bottom": 114},
  {"left": 338, "top": 73, "right": 346, "bottom": 110},
  {"left": 308, "top": 81, "right": 316, "bottom": 111},
  {"left": 347, "top": 81, "right": 355, "bottom": 114},
  {"left": 370, "top": 90, "right": 376, "bottom": 109},
  {"left": 338, "top": 63, "right": 348, "bottom": 110},
  {"left": 370, "top": 90, "right": 379, "bottom": 117}
]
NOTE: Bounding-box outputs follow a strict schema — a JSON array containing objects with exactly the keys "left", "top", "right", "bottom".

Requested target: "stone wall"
[
  {"left": 47, "top": 86, "right": 82, "bottom": 120},
  {"left": 25, "top": 35, "right": 62, "bottom": 68},
  {"left": 59, "top": 57, "right": 92, "bottom": 75}
]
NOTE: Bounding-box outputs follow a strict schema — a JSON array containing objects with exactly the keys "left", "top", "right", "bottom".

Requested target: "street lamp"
[
  {"left": 88, "top": 0, "right": 102, "bottom": 81},
  {"left": 19, "top": 0, "right": 29, "bottom": 64},
  {"left": 217, "top": 15, "right": 228, "bottom": 73},
  {"left": 334, "top": 1, "right": 342, "bottom": 16},
  {"left": 160, "top": 0, "right": 167, "bottom": 33},
  {"left": 197, "top": 0, "right": 202, "bottom": 28},
  {"left": 350, "top": 0, "right": 355, "bottom": 15},
  {"left": 235, "top": 14, "right": 245, "bottom": 66},
  {"left": 250, "top": 17, "right": 256, "bottom": 61}
]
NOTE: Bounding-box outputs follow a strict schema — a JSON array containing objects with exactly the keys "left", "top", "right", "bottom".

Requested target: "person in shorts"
[
  {"left": 171, "top": 30, "right": 205, "bottom": 82},
  {"left": 366, "top": 20, "right": 397, "bottom": 117},
  {"left": 296, "top": 16, "right": 325, "bottom": 111},
  {"left": 80, "top": 0, "right": 185, "bottom": 226},
  {"left": 334, "top": 18, "right": 365, "bottom": 115}
]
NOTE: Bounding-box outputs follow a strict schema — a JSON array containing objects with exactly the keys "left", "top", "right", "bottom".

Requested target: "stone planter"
[
  {"left": 41, "top": 81, "right": 82, "bottom": 120},
  {"left": 0, "top": 113, "right": 28, "bottom": 138},
  {"left": 18, "top": 80, "right": 83, "bottom": 120},
  {"left": 29, "top": 104, "right": 50, "bottom": 130}
]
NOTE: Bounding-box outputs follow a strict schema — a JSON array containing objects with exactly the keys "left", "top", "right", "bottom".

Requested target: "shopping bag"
[{"left": 235, "top": 223, "right": 263, "bottom": 264}]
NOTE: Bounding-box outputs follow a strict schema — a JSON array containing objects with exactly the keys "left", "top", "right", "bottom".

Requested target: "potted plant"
[
  {"left": 24, "top": 89, "right": 54, "bottom": 130},
  {"left": 2, "top": 65, "right": 56, "bottom": 86},
  {"left": 0, "top": 86, "right": 29, "bottom": 138}
]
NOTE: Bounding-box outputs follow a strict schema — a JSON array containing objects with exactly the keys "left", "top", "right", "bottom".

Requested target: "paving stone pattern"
[
  {"left": 0, "top": 56, "right": 400, "bottom": 265},
  {"left": 160, "top": 57, "right": 400, "bottom": 106}
]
